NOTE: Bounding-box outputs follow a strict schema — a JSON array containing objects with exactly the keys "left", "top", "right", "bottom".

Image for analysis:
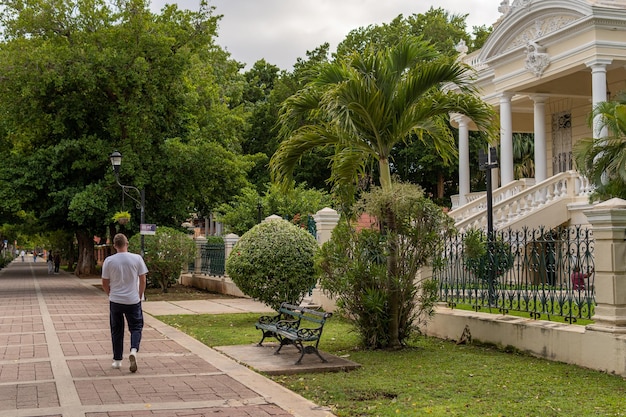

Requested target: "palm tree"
[
  {"left": 271, "top": 37, "right": 495, "bottom": 347},
  {"left": 513, "top": 133, "right": 535, "bottom": 179},
  {"left": 574, "top": 92, "right": 626, "bottom": 201}
]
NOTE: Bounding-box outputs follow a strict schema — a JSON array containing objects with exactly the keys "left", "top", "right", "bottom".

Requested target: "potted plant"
[{"left": 112, "top": 211, "right": 131, "bottom": 225}]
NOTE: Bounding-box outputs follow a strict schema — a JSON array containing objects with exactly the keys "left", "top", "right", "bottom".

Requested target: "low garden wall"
[
  {"left": 424, "top": 306, "right": 626, "bottom": 377},
  {"left": 179, "top": 273, "right": 246, "bottom": 298}
]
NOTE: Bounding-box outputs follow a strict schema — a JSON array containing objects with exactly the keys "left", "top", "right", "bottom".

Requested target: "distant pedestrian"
[
  {"left": 47, "top": 252, "right": 54, "bottom": 274},
  {"left": 571, "top": 266, "right": 593, "bottom": 291},
  {"left": 20, "top": 250, "right": 25, "bottom": 262},
  {"left": 33, "top": 252, "right": 37, "bottom": 262},
  {"left": 101, "top": 233, "right": 148, "bottom": 373},
  {"left": 53, "top": 253, "right": 61, "bottom": 274}
]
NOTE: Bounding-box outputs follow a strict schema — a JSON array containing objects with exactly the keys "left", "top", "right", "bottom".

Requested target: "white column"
[
  {"left": 533, "top": 95, "right": 548, "bottom": 182},
  {"left": 453, "top": 114, "right": 471, "bottom": 206},
  {"left": 500, "top": 93, "right": 514, "bottom": 186},
  {"left": 586, "top": 59, "right": 612, "bottom": 139}
]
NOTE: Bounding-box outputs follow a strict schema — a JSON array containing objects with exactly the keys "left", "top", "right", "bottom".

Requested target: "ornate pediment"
[{"left": 505, "top": 15, "right": 580, "bottom": 53}]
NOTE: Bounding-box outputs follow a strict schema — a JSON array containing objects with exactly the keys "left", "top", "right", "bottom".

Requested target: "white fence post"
[
  {"left": 223, "top": 233, "right": 240, "bottom": 260},
  {"left": 313, "top": 207, "right": 340, "bottom": 245},
  {"left": 193, "top": 235, "right": 206, "bottom": 274}
]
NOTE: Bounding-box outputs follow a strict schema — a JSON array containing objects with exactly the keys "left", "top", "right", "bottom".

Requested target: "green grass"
[{"left": 157, "top": 313, "right": 626, "bottom": 417}]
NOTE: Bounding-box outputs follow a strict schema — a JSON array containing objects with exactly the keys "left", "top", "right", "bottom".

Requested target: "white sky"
[{"left": 150, "top": 0, "right": 503, "bottom": 70}]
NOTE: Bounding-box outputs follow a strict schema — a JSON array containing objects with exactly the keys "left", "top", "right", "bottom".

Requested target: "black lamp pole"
[
  {"left": 479, "top": 147, "right": 499, "bottom": 305},
  {"left": 109, "top": 151, "right": 145, "bottom": 257}
]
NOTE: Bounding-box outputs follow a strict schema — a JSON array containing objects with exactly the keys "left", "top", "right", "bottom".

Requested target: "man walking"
[{"left": 101, "top": 233, "right": 148, "bottom": 373}]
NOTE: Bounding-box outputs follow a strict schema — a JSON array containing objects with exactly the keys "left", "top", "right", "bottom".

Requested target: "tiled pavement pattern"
[{"left": 0, "top": 260, "right": 335, "bottom": 417}]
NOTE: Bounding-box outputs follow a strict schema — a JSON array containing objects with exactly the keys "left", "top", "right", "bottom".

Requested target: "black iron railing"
[
  {"left": 201, "top": 243, "right": 225, "bottom": 276},
  {"left": 435, "top": 226, "right": 595, "bottom": 322}
]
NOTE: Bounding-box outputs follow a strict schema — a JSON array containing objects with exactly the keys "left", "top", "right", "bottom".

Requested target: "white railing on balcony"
[
  {"left": 449, "top": 178, "right": 535, "bottom": 223},
  {"left": 452, "top": 171, "right": 593, "bottom": 233}
]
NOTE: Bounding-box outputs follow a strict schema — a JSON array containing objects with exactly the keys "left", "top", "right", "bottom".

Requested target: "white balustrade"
[{"left": 453, "top": 171, "right": 590, "bottom": 233}]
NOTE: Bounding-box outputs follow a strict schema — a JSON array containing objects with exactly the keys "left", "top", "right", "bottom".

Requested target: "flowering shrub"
[
  {"left": 129, "top": 226, "right": 195, "bottom": 293},
  {"left": 226, "top": 218, "right": 318, "bottom": 310}
]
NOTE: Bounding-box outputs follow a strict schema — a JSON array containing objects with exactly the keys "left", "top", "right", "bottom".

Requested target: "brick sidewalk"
[{"left": 0, "top": 261, "right": 335, "bottom": 417}]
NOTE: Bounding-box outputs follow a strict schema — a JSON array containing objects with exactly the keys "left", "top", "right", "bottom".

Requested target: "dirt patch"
[{"left": 144, "top": 284, "right": 233, "bottom": 302}]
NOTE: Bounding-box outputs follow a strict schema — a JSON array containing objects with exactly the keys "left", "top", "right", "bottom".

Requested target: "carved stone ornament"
[
  {"left": 455, "top": 39, "right": 468, "bottom": 58},
  {"left": 524, "top": 40, "right": 550, "bottom": 77},
  {"left": 499, "top": 0, "right": 531, "bottom": 17}
]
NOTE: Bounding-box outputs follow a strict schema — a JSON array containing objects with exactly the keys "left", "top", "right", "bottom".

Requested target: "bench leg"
[
  {"left": 257, "top": 330, "right": 271, "bottom": 346},
  {"left": 275, "top": 338, "right": 300, "bottom": 355},
  {"left": 294, "top": 344, "right": 328, "bottom": 365}
]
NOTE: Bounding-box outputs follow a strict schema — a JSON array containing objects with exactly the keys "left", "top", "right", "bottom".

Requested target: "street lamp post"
[
  {"left": 479, "top": 147, "right": 499, "bottom": 306},
  {"left": 109, "top": 151, "right": 146, "bottom": 257}
]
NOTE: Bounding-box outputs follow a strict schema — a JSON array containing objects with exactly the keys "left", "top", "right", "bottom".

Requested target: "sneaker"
[
  {"left": 111, "top": 360, "right": 122, "bottom": 369},
  {"left": 129, "top": 350, "right": 137, "bottom": 373}
]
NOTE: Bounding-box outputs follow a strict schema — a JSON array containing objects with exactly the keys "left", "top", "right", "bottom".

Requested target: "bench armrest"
[
  {"left": 276, "top": 319, "right": 300, "bottom": 332},
  {"left": 296, "top": 327, "right": 322, "bottom": 339},
  {"left": 257, "top": 315, "right": 281, "bottom": 325}
]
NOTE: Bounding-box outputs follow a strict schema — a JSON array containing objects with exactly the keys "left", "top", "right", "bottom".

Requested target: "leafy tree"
[
  {"left": 337, "top": 7, "right": 491, "bottom": 205},
  {"left": 271, "top": 38, "right": 494, "bottom": 348},
  {"left": 0, "top": 0, "right": 252, "bottom": 274},
  {"left": 336, "top": 8, "right": 481, "bottom": 59},
  {"left": 215, "top": 183, "right": 332, "bottom": 235},
  {"left": 241, "top": 46, "right": 334, "bottom": 192},
  {"left": 333, "top": 9, "right": 493, "bottom": 204},
  {"left": 471, "top": 24, "right": 493, "bottom": 51},
  {"left": 573, "top": 91, "right": 626, "bottom": 201},
  {"left": 129, "top": 226, "right": 195, "bottom": 293},
  {"left": 225, "top": 219, "right": 318, "bottom": 310},
  {"left": 316, "top": 183, "right": 454, "bottom": 348}
]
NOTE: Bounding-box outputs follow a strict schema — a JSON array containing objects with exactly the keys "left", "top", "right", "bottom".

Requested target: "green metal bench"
[{"left": 255, "top": 302, "right": 332, "bottom": 365}]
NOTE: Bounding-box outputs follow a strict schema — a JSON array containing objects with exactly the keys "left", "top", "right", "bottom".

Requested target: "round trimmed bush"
[{"left": 226, "top": 218, "right": 318, "bottom": 310}]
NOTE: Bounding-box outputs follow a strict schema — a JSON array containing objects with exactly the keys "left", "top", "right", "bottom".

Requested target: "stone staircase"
[{"left": 449, "top": 171, "right": 594, "bottom": 232}]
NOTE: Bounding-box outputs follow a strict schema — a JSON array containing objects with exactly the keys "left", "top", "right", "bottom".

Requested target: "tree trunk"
[
  {"left": 74, "top": 230, "right": 96, "bottom": 277},
  {"left": 379, "top": 158, "right": 401, "bottom": 348},
  {"left": 379, "top": 158, "right": 393, "bottom": 191},
  {"left": 385, "top": 204, "right": 401, "bottom": 349},
  {"left": 437, "top": 172, "right": 445, "bottom": 199}
]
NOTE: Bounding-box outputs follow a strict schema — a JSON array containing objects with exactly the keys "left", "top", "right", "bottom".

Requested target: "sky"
[{"left": 150, "top": 0, "right": 503, "bottom": 70}]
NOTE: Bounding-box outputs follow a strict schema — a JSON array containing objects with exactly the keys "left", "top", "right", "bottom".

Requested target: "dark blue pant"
[{"left": 109, "top": 301, "right": 143, "bottom": 361}]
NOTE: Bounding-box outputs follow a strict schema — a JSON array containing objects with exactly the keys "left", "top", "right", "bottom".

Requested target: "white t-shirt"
[{"left": 102, "top": 252, "right": 148, "bottom": 305}]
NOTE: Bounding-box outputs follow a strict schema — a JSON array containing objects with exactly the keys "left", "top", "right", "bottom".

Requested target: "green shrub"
[
  {"left": 0, "top": 254, "right": 12, "bottom": 269},
  {"left": 316, "top": 183, "right": 454, "bottom": 349},
  {"left": 225, "top": 219, "right": 318, "bottom": 310},
  {"left": 463, "top": 229, "right": 514, "bottom": 281},
  {"left": 129, "top": 226, "right": 195, "bottom": 293}
]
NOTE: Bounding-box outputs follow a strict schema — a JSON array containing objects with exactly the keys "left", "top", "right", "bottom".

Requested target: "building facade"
[{"left": 451, "top": 0, "right": 626, "bottom": 231}]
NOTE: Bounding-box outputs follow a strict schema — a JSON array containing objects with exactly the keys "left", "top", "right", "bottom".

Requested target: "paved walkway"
[{"left": 0, "top": 260, "right": 335, "bottom": 417}]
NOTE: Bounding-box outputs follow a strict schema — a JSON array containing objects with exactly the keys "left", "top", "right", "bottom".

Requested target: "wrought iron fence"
[
  {"left": 434, "top": 225, "right": 595, "bottom": 323},
  {"left": 201, "top": 243, "right": 225, "bottom": 276}
]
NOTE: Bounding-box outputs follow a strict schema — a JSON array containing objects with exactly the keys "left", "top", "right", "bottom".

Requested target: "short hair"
[{"left": 113, "top": 233, "right": 128, "bottom": 249}]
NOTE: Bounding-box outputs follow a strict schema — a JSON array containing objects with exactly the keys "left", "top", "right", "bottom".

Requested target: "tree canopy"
[
  {"left": 271, "top": 37, "right": 495, "bottom": 196},
  {"left": 0, "top": 0, "right": 254, "bottom": 274}
]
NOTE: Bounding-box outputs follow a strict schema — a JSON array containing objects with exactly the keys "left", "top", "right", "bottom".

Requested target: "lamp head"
[{"left": 109, "top": 151, "right": 122, "bottom": 176}]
